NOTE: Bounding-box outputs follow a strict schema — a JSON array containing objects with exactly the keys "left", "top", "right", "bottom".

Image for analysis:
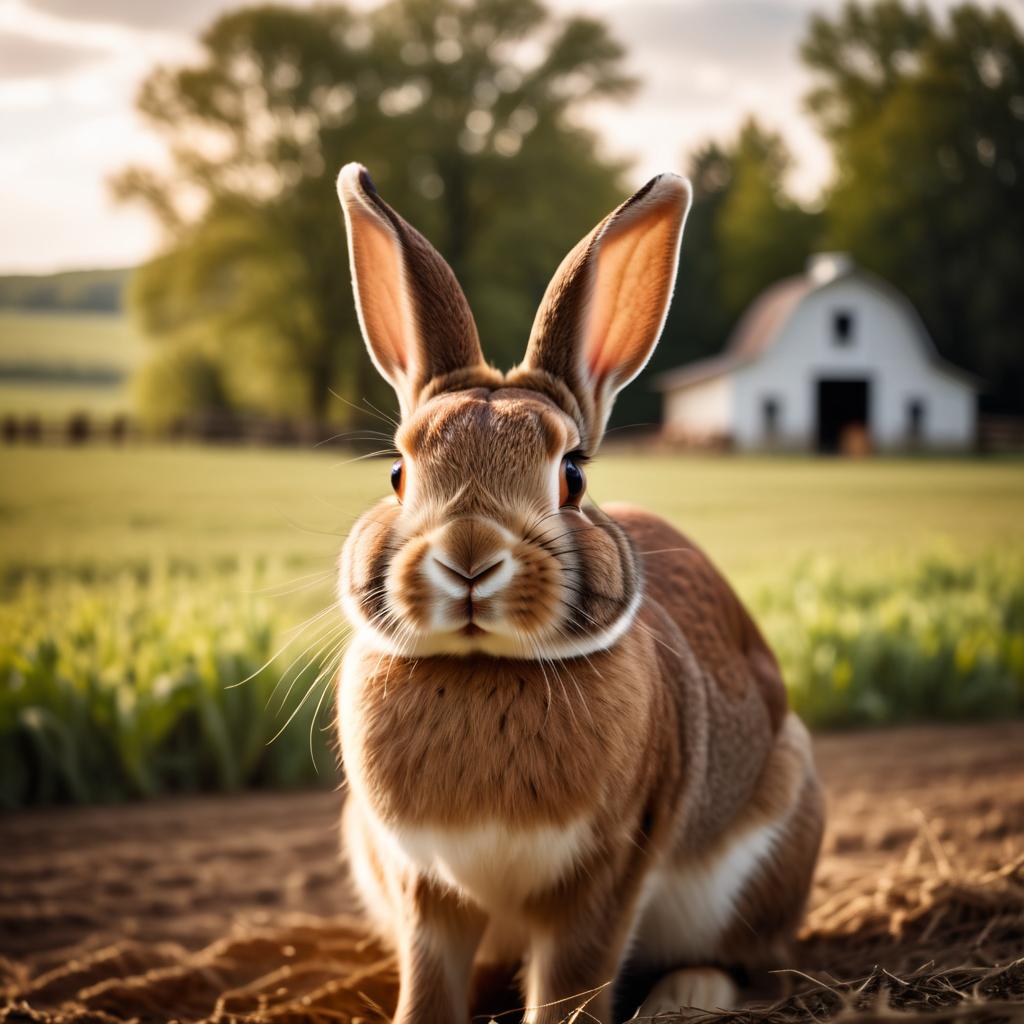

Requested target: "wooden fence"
[{"left": 0, "top": 411, "right": 365, "bottom": 449}]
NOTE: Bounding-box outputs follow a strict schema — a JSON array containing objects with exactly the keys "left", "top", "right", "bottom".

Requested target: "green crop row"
[
  {"left": 0, "top": 566, "right": 343, "bottom": 808},
  {"left": 757, "top": 551, "right": 1024, "bottom": 728},
  {"left": 1, "top": 550, "right": 1021, "bottom": 807}
]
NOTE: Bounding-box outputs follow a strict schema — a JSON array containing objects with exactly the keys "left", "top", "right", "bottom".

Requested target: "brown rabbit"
[{"left": 334, "top": 162, "right": 824, "bottom": 1024}]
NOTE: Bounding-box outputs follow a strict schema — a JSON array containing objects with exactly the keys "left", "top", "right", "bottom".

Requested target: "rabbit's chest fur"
[
  {"left": 387, "top": 817, "right": 594, "bottom": 910},
  {"left": 338, "top": 635, "right": 653, "bottom": 832}
]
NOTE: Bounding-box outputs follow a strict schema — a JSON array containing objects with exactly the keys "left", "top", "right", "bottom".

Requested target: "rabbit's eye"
[
  {"left": 559, "top": 456, "right": 586, "bottom": 508},
  {"left": 390, "top": 458, "right": 405, "bottom": 502}
]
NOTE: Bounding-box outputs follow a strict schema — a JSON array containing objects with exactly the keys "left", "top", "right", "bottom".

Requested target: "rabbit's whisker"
[
  {"left": 314, "top": 428, "right": 395, "bottom": 448},
  {"left": 227, "top": 601, "right": 338, "bottom": 690},
  {"left": 329, "top": 388, "right": 400, "bottom": 430},
  {"left": 360, "top": 395, "right": 401, "bottom": 429},
  {"left": 328, "top": 447, "right": 401, "bottom": 470},
  {"left": 308, "top": 644, "right": 346, "bottom": 774},
  {"left": 637, "top": 547, "right": 697, "bottom": 556},
  {"left": 530, "top": 637, "right": 579, "bottom": 735},
  {"left": 267, "top": 627, "right": 351, "bottom": 747},
  {"left": 275, "top": 510, "right": 348, "bottom": 540},
  {"left": 270, "top": 619, "right": 350, "bottom": 711},
  {"left": 274, "top": 622, "right": 351, "bottom": 715},
  {"left": 522, "top": 635, "right": 553, "bottom": 728},
  {"left": 247, "top": 567, "right": 336, "bottom": 598}
]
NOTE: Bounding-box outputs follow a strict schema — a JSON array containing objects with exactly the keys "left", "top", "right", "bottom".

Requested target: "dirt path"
[{"left": 2, "top": 723, "right": 1022, "bottom": 1022}]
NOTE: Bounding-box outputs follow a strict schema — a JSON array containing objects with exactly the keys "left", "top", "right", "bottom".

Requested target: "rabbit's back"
[
  {"left": 607, "top": 503, "right": 787, "bottom": 734},
  {"left": 607, "top": 503, "right": 794, "bottom": 846}
]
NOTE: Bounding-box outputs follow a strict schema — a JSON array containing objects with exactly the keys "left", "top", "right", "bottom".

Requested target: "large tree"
[
  {"left": 116, "top": 0, "right": 634, "bottom": 425},
  {"left": 802, "top": 1, "right": 1024, "bottom": 413},
  {"left": 713, "top": 119, "right": 821, "bottom": 322}
]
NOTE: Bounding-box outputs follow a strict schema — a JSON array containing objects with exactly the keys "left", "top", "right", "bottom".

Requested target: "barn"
[{"left": 656, "top": 254, "right": 979, "bottom": 453}]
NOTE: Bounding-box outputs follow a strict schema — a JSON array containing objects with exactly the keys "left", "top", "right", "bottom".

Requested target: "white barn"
[{"left": 656, "top": 254, "right": 979, "bottom": 453}]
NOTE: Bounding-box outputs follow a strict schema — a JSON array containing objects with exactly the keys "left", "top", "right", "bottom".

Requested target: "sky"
[{"left": 0, "top": 0, "right": 1020, "bottom": 274}]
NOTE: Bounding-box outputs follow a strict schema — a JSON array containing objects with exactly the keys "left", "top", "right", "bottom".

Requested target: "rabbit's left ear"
[{"left": 519, "top": 174, "right": 691, "bottom": 451}]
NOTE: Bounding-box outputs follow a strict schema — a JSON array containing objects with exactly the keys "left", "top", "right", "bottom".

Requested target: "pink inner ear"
[
  {"left": 349, "top": 204, "right": 413, "bottom": 377},
  {"left": 583, "top": 200, "right": 682, "bottom": 388}
]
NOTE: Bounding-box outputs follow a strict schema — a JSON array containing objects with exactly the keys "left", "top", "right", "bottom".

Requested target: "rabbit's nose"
[
  {"left": 440, "top": 518, "right": 506, "bottom": 573},
  {"left": 432, "top": 553, "right": 507, "bottom": 588},
  {"left": 428, "top": 517, "right": 514, "bottom": 598}
]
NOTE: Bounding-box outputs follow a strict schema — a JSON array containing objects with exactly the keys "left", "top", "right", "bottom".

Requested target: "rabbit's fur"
[{"left": 334, "top": 164, "right": 824, "bottom": 1024}]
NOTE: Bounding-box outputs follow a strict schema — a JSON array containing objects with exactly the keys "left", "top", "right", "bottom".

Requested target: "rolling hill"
[{"left": 0, "top": 267, "right": 144, "bottom": 416}]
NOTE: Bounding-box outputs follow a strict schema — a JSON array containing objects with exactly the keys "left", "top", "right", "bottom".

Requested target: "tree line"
[{"left": 115, "top": 0, "right": 1024, "bottom": 428}]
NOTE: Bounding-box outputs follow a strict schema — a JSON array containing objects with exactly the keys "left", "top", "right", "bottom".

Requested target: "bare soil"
[{"left": 2, "top": 723, "right": 1022, "bottom": 1023}]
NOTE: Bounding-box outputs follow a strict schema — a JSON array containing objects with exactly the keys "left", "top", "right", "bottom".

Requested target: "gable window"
[
  {"left": 833, "top": 310, "right": 855, "bottom": 345},
  {"left": 762, "top": 396, "right": 781, "bottom": 440},
  {"left": 907, "top": 398, "right": 926, "bottom": 442}
]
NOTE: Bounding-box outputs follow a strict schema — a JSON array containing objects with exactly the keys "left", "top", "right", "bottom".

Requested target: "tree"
[
  {"left": 803, "top": 0, "right": 936, "bottom": 138},
  {"left": 802, "top": 1, "right": 1024, "bottom": 413},
  {"left": 115, "top": 0, "right": 634, "bottom": 424},
  {"left": 714, "top": 120, "right": 821, "bottom": 321}
]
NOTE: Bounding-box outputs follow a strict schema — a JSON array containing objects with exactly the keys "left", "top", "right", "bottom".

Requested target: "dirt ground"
[{"left": 1, "top": 723, "right": 1022, "bottom": 1023}]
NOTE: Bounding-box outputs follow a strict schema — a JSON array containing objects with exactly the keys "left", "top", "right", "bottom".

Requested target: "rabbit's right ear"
[{"left": 337, "top": 163, "right": 484, "bottom": 417}]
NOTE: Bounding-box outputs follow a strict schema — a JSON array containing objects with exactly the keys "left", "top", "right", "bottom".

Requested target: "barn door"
[{"left": 816, "top": 379, "right": 870, "bottom": 454}]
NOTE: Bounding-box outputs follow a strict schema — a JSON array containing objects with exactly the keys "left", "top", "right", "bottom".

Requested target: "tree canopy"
[
  {"left": 803, "top": 1, "right": 1024, "bottom": 413},
  {"left": 116, "top": 0, "right": 634, "bottom": 426},
  {"left": 119, "top": 0, "right": 1024, "bottom": 428}
]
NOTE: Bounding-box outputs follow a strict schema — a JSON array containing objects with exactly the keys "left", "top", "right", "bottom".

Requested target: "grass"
[
  {"left": 3, "top": 448, "right": 1023, "bottom": 585},
  {"left": 0, "top": 310, "right": 146, "bottom": 369},
  {"left": 1, "top": 446, "right": 1022, "bottom": 806}
]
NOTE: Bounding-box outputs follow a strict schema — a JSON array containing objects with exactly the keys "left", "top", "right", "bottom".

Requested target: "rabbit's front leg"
[
  {"left": 392, "top": 875, "right": 486, "bottom": 1024},
  {"left": 523, "top": 892, "right": 636, "bottom": 1024}
]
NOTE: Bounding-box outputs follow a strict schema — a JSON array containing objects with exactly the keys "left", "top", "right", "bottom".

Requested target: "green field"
[
  {"left": 4, "top": 448, "right": 1022, "bottom": 583},
  {"left": 0, "top": 311, "right": 146, "bottom": 415},
  {"left": 2, "top": 447, "right": 1022, "bottom": 806}
]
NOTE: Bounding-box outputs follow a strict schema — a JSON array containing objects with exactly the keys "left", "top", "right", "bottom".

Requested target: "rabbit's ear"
[
  {"left": 521, "top": 174, "right": 691, "bottom": 450},
  {"left": 337, "top": 163, "right": 484, "bottom": 417}
]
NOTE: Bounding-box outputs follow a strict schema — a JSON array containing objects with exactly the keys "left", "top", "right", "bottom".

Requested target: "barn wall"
[
  {"left": 663, "top": 375, "right": 732, "bottom": 443},
  {"left": 730, "top": 276, "right": 976, "bottom": 451}
]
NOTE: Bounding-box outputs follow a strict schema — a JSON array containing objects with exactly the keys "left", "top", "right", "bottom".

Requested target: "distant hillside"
[
  {"left": 0, "top": 267, "right": 132, "bottom": 314},
  {"left": 0, "top": 269, "right": 146, "bottom": 415}
]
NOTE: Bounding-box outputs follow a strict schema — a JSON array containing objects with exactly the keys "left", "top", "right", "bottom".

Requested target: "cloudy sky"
[{"left": 0, "top": 0, "right": 1020, "bottom": 273}]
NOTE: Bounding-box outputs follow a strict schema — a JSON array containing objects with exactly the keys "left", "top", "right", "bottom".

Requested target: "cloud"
[
  {"left": 611, "top": 0, "right": 806, "bottom": 71},
  {"left": 0, "top": 30, "right": 107, "bottom": 80},
  {"left": 564, "top": 0, "right": 828, "bottom": 197},
  {"left": 4, "top": 0, "right": 1017, "bottom": 271},
  {"left": 25, "top": 0, "right": 233, "bottom": 33}
]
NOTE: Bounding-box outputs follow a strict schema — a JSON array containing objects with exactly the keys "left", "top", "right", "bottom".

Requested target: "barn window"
[
  {"left": 907, "top": 398, "right": 926, "bottom": 441},
  {"left": 833, "top": 310, "right": 855, "bottom": 345},
  {"left": 762, "top": 397, "right": 781, "bottom": 439}
]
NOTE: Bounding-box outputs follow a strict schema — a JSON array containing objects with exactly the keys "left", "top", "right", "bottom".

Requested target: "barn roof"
[{"left": 654, "top": 255, "right": 980, "bottom": 392}]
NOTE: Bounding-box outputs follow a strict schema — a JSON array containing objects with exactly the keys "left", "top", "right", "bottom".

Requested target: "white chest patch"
[
  {"left": 632, "top": 818, "right": 785, "bottom": 966},
  {"left": 379, "top": 818, "right": 593, "bottom": 911}
]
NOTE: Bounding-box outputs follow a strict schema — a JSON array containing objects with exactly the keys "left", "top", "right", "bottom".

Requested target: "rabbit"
[{"left": 333, "top": 161, "right": 824, "bottom": 1024}]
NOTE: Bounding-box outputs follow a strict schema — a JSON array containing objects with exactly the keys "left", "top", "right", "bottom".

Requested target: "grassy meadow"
[
  {"left": 1, "top": 445, "right": 1022, "bottom": 806},
  {"left": 0, "top": 311, "right": 145, "bottom": 415}
]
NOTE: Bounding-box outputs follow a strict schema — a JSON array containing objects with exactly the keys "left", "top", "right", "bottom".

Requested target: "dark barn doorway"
[{"left": 817, "top": 379, "right": 870, "bottom": 453}]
